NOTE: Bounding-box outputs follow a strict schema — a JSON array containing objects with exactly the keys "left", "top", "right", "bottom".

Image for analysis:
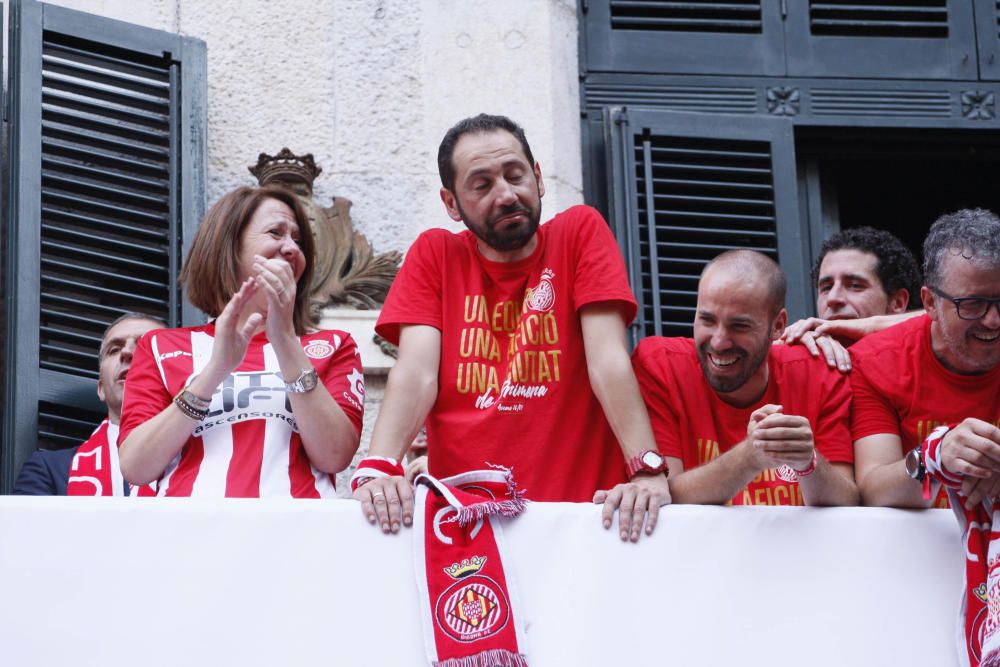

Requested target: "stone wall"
[
  {"left": 40, "top": 0, "right": 583, "bottom": 494},
  {"left": 43, "top": 0, "right": 583, "bottom": 253}
]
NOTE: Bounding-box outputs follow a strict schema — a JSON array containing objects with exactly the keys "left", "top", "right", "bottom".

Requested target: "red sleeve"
[
  {"left": 849, "top": 354, "right": 902, "bottom": 441},
  {"left": 375, "top": 230, "right": 445, "bottom": 345},
  {"left": 319, "top": 332, "right": 365, "bottom": 435},
  {"left": 567, "top": 206, "right": 638, "bottom": 325},
  {"left": 118, "top": 331, "right": 171, "bottom": 445},
  {"left": 813, "top": 367, "right": 854, "bottom": 464},
  {"left": 632, "top": 339, "right": 682, "bottom": 459}
]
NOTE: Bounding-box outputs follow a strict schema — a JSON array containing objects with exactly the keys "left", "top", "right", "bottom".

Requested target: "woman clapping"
[{"left": 119, "top": 186, "right": 364, "bottom": 497}]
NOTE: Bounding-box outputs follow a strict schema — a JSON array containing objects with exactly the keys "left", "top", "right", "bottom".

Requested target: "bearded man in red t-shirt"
[
  {"left": 852, "top": 209, "right": 1000, "bottom": 509},
  {"left": 633, "top": 250, "right": 858, "bottom": 506},
  {"left": 352, "top": 114, "right": 670, "bottom": 542}
]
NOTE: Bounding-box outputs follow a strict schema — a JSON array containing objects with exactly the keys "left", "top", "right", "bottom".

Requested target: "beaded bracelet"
[
  {"left": 178, "top": 387, "right": 211, "bottom": 412},
  {"left": 173, "top": 392, "right": 208, "bottom": 421}
]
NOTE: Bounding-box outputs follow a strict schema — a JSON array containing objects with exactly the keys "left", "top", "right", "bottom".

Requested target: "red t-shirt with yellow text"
[
  {"left": 633, "top": 337, "right": 853, "bottom": 506},
  {"left": 376, "top": 205, "right": 637, "bottom": 502},
  {"left": 850, "top": 314, "right": 1000, "bottom": 508}
]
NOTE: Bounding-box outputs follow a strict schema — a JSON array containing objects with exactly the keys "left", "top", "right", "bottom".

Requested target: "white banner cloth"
[{"left": 0, "top": 498, "right": 962, "bottom": 666}]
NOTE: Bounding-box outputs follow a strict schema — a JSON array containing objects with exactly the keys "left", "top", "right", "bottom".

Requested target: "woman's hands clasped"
[{"left": 208, "top": 255, "right": 297, "bottom": 379}]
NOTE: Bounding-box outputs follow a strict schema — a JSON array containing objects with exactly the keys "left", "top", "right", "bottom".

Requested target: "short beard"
[
  {"left": 456, "top": 196, "right": 541, "bottom": 253},
  {"left": 696, "top": 340, "right": 769, "bottom": 394}
]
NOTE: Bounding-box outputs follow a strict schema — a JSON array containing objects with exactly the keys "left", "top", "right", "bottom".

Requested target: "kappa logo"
[
  {"left": 157, "top": 350, "right": 192, "bottom": 362},
  {"left": 526, "top": 268, "right": 555, "bottom": 312},
  {"left": 435, "top": 574, "right": 509, "bottom": 643}
]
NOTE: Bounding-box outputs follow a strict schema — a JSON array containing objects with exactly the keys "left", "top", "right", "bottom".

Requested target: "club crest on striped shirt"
[
  {"left": 304, "top": 341, "right": 334, "bottom": 359},
  {"left": 435, "top": 574, "right": 509, "bottom": 643}
]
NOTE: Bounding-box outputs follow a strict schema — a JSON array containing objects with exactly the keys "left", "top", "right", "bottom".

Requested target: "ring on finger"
[{"left": 371, "top": 491, "right": 385, "bottom": 499}]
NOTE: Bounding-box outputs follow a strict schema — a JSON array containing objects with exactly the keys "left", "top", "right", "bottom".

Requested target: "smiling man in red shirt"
[
  {"left": 851, "top": 209, "right": 1000, "bottom": 510},
  {"left": 633, "top": 250, "right": 857, "bottom": 506}
]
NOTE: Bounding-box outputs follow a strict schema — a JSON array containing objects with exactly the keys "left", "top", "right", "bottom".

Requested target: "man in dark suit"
[
  {"left": 13, "top": 313, "right": 164, "bottom": 495},
  {"left": 13, "top": 448, "right": 79, "bottom": 495}
]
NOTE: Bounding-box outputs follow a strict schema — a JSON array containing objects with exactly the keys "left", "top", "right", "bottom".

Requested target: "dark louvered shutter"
[
  {"left": 973, "top": 0, "right": 1000, "bottom": 79},
  {"left": 605, "top": 108, "right": 809, "bottom": 345},
  {"left": 785, "top": 0, "right": 978, "bottom": 78},
  {"left": 583, "top": 1, "right": 785, "bottom": 76},
  {"left": 2, "top": 0, "right": 206, "bottom": 492}
]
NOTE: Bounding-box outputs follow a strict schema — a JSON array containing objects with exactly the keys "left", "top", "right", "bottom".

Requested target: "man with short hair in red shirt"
[
  {"left": 851, "top": 209, "right": 1000, "bottom": 509},
  {"left": 781, "top": 226, "right": 923, "bottom": 371},
  {"left": 353, "top": 114, "right": 669, "bottom": 541},
  {"left": 633, "top": 250, "right": 858, "bottom": 506}
]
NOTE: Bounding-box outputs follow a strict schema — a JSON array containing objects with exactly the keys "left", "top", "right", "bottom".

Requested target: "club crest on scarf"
[
  {"left": 436, "top": 564, "right": 511, "bottom": 643},
  {"left": 414, "top": 467, "right": 529, "bottom": 667}
]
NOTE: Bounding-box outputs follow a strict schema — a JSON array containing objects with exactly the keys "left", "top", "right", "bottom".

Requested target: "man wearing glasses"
[{"left": 850, "top": 208, "right": 1000, "bottom": 510}]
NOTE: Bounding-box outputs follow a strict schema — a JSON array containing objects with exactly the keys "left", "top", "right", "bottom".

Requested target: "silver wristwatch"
[{"left": 281, "top": 367, "right": 318, "bottom": 393}]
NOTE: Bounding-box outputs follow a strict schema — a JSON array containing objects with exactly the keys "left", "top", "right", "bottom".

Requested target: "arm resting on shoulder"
[{"left": 816, "top": 310, "right": 924, "bottom": 341}]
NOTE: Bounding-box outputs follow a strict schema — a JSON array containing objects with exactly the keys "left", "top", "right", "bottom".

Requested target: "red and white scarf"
[
  {"left": 67, "top": 420, "right": 124, "bottom": 497},
  {"left": 67, "top": 420, "right": 156, "bottom": 497},
  {"left": 925, "top": 425, "right": 999, "bottom": 667},
  {"left": 413, "top": 467, "right": 529, "bottom": 667}
]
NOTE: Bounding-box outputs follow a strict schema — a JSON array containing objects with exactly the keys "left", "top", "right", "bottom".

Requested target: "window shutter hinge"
[
  {"left": 581, "top": 0, "right": 588, "bottom": 13},
  {"left": 780, "top": 0, "right": 787, "bottom": 20}
]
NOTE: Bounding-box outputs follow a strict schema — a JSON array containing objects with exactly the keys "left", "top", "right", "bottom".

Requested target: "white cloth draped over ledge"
[{"left": 0, "top": 499, "right": 962, "bottom": 667}]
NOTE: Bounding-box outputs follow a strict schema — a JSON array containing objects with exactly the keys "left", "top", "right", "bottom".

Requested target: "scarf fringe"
[
  {"left": 984, "top": 648, "right": 1000, "bottom": 667},
  {"left": 433, "top": 649, "right": 529, "bottom": 667},
  {"left": 452, "top": 464, "right": 527, "bottom": 527}
]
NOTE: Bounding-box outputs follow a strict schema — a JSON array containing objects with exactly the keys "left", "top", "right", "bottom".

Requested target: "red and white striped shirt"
[{"left": 119, "top": 324, "right": 364, "bottom": 498}]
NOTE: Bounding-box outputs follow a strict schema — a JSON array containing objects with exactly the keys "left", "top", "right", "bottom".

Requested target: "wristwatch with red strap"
[{"left": 626, "top": 449, "right": 669, "bottom": 480}]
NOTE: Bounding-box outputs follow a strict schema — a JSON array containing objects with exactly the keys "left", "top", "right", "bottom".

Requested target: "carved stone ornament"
[
  {"left": 961, "top": 91, "right": 996, "bottom": 121},
  {"left": 766, "top": 86, "right": 800, "bottom": 116},
  {"left": 373, "top": 333, "right": 399, "bottom": 359},
  {"left": 250, "top": 148, "right": 402, "bottom": 310}
]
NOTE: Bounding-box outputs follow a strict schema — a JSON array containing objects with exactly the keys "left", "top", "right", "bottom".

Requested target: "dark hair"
[
  {"left": 703, "top": 249, "right": 787, "bottom": 318},
  {"left": 437, "top": 114, "right": 535, "bottom": 192},
  {"left": 923, "top": 208, "right": 1000, "bottom": 288},
  {"left": 813, "top": 226, "right": 921, "bottom": 308},
  {"left": 98, "top": 312, "right": 167, "bottom": 364},
  {"left": 179, "top": 185, "right": 316, "bottom": 335}
]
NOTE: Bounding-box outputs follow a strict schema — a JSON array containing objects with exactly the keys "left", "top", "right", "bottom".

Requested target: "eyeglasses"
[{"left": 930, "top": 286, "right": 1000, "bottom": 321}]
